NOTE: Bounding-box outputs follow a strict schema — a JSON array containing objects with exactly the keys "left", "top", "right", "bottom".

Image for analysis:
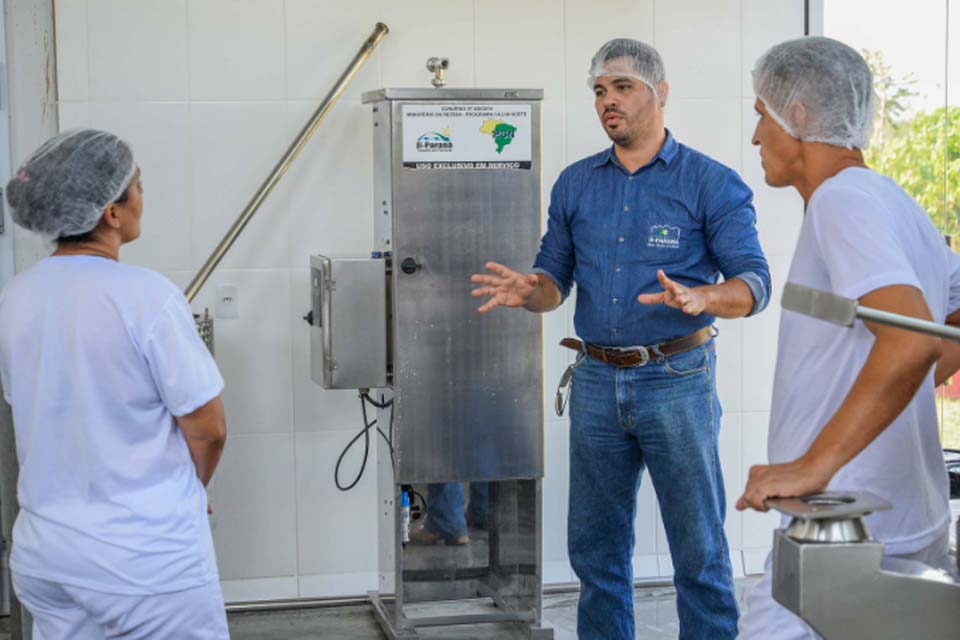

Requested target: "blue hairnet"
[
  {"left": 753, "top": 36, "right": 875, "bottom": 149},
  {"left": 6, "top": 129, "right": 136, "bottom": 238}
]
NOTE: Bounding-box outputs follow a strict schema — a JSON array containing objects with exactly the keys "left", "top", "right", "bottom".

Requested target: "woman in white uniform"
[{"left": 0, "top": 129, "right": 230, "bottom": 639}]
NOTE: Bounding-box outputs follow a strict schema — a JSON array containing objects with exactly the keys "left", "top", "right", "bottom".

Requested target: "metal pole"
[
  {"left": 184, "top": 22, "right": 389, "bottom": 303},
  {"left": 221, "top": 580, "right": 671, "bottom": 614},
  {"left": 856, "top": 306, "right": 960, "bottom": 343},
  {"left": 783, "top": 282, "right": 960, "bottom": 343}
]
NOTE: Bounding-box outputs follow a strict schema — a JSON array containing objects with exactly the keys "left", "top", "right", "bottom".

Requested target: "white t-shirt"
[
  {"left": 0, "top": 255, "right": 224, "bottom": 594},
  {"left": 770, "top": 167, "right": 960, "bottom": 555}
]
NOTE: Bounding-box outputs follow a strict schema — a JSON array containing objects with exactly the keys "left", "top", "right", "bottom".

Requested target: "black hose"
[{"left": 333, "top": 392, "right": 395, "bottom": 491}]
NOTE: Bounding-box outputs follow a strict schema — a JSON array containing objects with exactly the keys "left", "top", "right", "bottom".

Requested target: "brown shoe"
[{"left": 408, "top": 526, "right": 469, "bottom": 546}]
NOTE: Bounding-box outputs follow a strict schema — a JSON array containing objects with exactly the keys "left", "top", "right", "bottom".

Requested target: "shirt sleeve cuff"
[
  {"left": 531, "top": 267, "right": 568, "bottom": 302},
  {"left": 170, "top": 380, "right": 225, "bottom": 418},
  {"left": 733, "top": 271, "right": 768, "bottom": 317}
]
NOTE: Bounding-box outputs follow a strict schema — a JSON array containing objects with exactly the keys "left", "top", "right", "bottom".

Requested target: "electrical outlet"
[{"left": 215, "top": 283, "right": 239, "bottom": 319}]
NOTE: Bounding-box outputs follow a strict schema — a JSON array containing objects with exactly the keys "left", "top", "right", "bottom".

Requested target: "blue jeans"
[
  {"left": 568, "top": 341, "right": 738, "bottom": 640},
  {"left": 425, "top": 482, "right": 489, "bottom": 540}
]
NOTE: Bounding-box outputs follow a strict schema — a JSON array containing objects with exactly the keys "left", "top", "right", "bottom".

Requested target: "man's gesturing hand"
[
  {"left": 470, "top": 261, "right": 540, "bottom": 313},
  {"left": 637, "top": 269, "right": 708, "bottom": 316}
]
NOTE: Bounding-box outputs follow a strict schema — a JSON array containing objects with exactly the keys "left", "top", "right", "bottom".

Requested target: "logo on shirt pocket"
[{"left": 647, "top": 224, "right": 680, "bottom": 249}]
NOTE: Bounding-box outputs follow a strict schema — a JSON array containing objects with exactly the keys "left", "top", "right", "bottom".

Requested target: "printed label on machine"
[{"left": 401, "top": 104, "right": 532, "bottom": 169}]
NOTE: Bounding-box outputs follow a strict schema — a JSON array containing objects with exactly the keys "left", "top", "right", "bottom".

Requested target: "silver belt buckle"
[
  {"left": 635, "top": 345, "right": 650, "bottom": 366},
  {"left": 615, "top": 344, "right": 650, "bottom": 366}
]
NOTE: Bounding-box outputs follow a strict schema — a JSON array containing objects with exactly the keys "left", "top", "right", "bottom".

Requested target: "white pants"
[
  {"left": 13, "top": 572, "right": 230, "bottom": 640},
  {"left": 737, "top": 530, "right": 954, "bottom": 639}
]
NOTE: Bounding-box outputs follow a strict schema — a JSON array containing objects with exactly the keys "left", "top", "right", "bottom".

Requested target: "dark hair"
[{"left": 57, "top": 181, "right": 131, "bottom": 244}]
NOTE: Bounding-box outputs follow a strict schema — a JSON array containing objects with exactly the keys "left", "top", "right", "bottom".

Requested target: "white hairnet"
[
  {"left": 6, "top": 129, "right": 136, "bottom": 238},
  {"left": 588, "top": 38, "right": 666, "bottom": 102},
  {"left": 753, "top": 36, "right": 876, "bottom": 150}
]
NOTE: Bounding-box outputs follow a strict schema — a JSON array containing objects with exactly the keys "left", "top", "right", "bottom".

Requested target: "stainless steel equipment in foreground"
[
  {"left": 774, "top": 283, "right": 960, "bottom": 638},
  {"left": 309, "top": 81, "right": 550, "bottom": 638},
  {"left": 767, "top": 492, "right": 960, "bottom": 639}
]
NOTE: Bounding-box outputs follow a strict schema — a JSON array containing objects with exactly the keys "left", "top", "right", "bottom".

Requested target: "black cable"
[
  {"left": 333, "top": 391, "right": 395, "bottom": 491},
  {"left": 366, "top": 391, "right": 395, "bottom": 466},
  {"left": 364, "top": 393, "right": 393, "bottom": 409},
  {"left": 331, "top": 393, "right": 428, "bottom": 523},
  {"left": 379, "top": 392, "right": 395, "bottom": 470},
  {"left": 333, "top": 398, "right": 374, "bottom": 491}
]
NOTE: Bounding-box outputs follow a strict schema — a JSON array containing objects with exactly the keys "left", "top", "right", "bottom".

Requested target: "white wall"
[{"left": 51, "top": 0, "right": 805, "bottom": 601}]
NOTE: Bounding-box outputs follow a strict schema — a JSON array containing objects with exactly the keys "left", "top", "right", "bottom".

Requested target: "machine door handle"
[{"left": 400, "top": 257, "right": 421, "bottom": 275}]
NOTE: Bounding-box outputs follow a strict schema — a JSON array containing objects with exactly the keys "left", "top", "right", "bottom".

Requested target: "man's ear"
[
  {"left": 787, "top": 101, "right": 808, "bottom": 134},
  {"left": 656, "top": 81, "right": 670, "bottom": 109}
]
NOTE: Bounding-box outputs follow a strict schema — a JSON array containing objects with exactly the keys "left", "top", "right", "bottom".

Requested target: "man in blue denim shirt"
[{"left": 472, "top": 39, "right": 770, "bottom": 639}]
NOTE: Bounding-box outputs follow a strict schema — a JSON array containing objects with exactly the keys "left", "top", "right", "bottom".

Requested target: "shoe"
[
  {"left": 408, "top": 526, "right": 469, "bottom": 546},
  {"left": 465, "top": 513, "right": 487, "bottom": 531}
]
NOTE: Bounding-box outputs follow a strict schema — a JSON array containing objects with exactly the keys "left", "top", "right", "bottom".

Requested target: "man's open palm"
[{"left": 470, "top": 261, "right": 539, "bottom": 313}]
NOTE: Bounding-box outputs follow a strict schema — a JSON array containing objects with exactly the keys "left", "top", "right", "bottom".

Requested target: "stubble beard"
[{"left": 605, "top": 117, "right": 640, "bottom": 148}]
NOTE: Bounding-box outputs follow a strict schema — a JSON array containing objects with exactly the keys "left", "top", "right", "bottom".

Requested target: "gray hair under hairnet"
[
  {"left": 6, "top": 129, "right": 136, "bottom": 239},
  {"left": 753, "top": 36, "right": 876, "bottom": 149},
  {"left": 588, "top": 38, "right": 666, "bottom": 103}
]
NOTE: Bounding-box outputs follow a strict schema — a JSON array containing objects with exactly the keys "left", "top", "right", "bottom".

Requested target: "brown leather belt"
[{"left": 560, "top": 326, "right": 713, "bottom": 368}]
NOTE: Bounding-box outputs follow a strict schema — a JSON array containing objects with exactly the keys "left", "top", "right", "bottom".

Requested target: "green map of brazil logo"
[{"left": 479, "top": 118, "right": 517, "bottom": 154}]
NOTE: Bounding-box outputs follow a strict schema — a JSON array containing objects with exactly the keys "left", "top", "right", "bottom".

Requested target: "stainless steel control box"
[{"left": 309, "top": 255, "right": 387, "bottom": 389}]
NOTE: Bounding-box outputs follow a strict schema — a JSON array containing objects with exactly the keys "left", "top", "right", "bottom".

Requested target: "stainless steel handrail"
[{"left": 184, "top": 22, "right": 389, "bottom": 303}]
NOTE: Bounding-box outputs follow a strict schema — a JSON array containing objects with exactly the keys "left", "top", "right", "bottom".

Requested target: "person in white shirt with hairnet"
[
  {"left": 736, "top": 37, "right": 960, "bottom": 639},
  {"left": 0, "top": 129, "right": 231, "bottom": 639}
]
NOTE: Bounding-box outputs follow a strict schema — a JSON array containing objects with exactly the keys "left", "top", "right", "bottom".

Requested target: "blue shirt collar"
[{"left": 591, "top": 129, "right": 679, "bottom": 172}]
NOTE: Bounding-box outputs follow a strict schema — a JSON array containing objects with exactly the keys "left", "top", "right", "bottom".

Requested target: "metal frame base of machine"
[{"left": 368, "top": 591, "right": 554, "bottom": 639}]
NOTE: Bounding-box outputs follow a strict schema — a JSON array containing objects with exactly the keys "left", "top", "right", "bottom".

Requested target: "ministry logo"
[{"left": 647, "top": 225, "right": 680, "bottom": 249}]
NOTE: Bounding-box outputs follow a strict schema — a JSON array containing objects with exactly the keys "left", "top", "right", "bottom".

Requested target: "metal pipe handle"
[
  {"left": 184, "top": 22, "right": 390, "bottom": 303},
  {"left": 782, "top": 282, "right": 960, "bottom": 343},
  {"left": 856, "top": 306, "right": 960, "bottom": 343}
]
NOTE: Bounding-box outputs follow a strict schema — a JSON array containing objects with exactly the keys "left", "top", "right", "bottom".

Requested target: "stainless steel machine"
[
  {"left": 766, "top": 283, "right": 960, "bottom": 639},
  {"left": 767, "top": 492, "right": 960, "bottom": 639},
  {"left": 308, "top": 82, "right": 551, "bottom": 638}
]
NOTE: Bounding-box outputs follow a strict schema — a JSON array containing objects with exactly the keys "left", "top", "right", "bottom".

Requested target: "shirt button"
[
  {"left": 623, "top": 205, "right": 629, "bottom": 212},
  {"left": 612, "top": 298, "right": 619, "bottom": 304},
  {"left": 628, "top": 177, "right": 634, "bottom": 181},
  {"left": 618, "top": 236, "right": 625, "bottom": 243},
  {"left": 612, "top": 328, "right": 619, "bottom": 334},
  {"left": 615, "top": 267, "right": 621, "bottom": 273}
]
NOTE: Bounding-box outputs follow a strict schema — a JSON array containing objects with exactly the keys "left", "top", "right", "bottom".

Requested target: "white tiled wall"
[{"left": 52, "top": 0, "right": 805, "bottom": 600}]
